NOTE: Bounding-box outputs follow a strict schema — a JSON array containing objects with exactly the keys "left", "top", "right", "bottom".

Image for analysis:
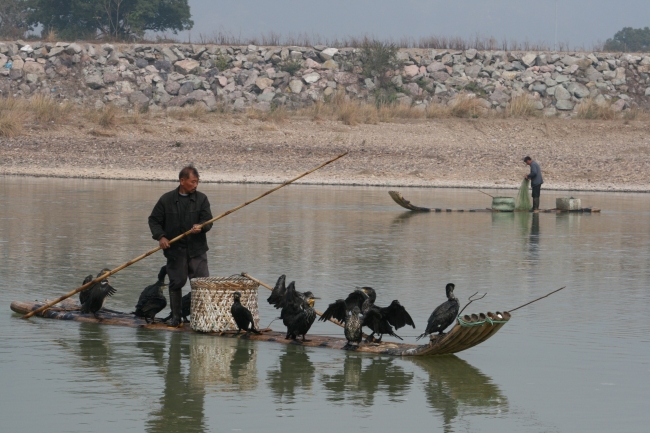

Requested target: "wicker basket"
[{"left": 190, "top": 274, "right": 260, "bottom": 332}]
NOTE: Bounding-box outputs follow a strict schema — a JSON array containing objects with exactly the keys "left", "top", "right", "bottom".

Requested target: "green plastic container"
[{"left": 491, "top": 197, "right": 515, "bottom": 212}]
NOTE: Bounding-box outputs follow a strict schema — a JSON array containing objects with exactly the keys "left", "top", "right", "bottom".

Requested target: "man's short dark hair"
[
  {"left": 179, "top": 165, "right": 199, "bottom": 180},
  {"left": 523, "top": 156, "right": 532, "bottom": 162}
]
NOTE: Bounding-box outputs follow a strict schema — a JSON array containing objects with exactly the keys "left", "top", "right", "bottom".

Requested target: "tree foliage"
[
  {"left": 0, "top": 0, "right": 30, "bottom": 38},
  {"left": 604, "top": 27, "right": 650, "bottom": 53},
  {"left": 27, "top": 0, "right": 193, "bottom": 40}
]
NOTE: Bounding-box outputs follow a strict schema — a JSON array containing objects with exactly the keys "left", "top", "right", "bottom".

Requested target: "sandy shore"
[{"left": 2, "top": 115, "right": 650, "bottom": 192}]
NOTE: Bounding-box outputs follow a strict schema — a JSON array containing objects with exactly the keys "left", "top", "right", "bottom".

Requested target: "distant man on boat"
[
  {"left": 148, "top": 165, "right": 213, "bottom": 327},
  {"left": 523, "top": 156, "right": 543, "bottom": 212}
]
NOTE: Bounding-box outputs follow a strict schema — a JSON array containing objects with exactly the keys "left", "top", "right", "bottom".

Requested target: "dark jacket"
[
  {"left": 527, "top": 161, "right": 544, "bottom": 186},
  {"left": 148, "top": 187, "right": 213, "bottom": 259}
]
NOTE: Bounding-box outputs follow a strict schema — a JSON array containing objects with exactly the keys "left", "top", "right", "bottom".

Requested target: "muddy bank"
[{"left": 2, "top": 117, "right": 650, "bottom": 192}]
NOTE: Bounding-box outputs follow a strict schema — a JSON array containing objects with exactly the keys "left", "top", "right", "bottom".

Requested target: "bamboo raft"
[
  {"left": 10, "top": 300, "right": 510, "bottom": 357},
  {"left": 389, "top": 191, "right": 601, "bottom": 213}
]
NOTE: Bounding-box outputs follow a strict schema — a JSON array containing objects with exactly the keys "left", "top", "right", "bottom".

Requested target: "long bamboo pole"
[
  {"left": 23, "top": 151, "right": 349, "bottom": 319},
  {"left": 241, "top": 273, "right": 345, "bottom": 329},
  {"left": 507, "top": 286, "right": 566, "bottom": 313}
]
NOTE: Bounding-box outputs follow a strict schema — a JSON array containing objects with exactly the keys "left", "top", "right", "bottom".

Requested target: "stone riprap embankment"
[{"left": 1, "top": 40, "right": 649, "bottom": 114}]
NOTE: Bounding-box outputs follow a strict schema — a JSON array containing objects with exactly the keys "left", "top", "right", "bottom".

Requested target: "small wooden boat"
[
  {"left": 10, "top": 300, "right": 510, "bottom": 357},
  {"left": 389, "top": 191, "right": 601, "bottom": 213}
]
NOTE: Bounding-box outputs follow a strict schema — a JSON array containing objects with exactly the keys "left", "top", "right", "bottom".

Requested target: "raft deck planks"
[{"left": 11, "top": 300, "right": 510, "bottom": 356}]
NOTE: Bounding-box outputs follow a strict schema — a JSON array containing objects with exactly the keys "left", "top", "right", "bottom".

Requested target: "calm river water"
[{"left": 1, "top": 177, "right": 649, "bottom": 432}]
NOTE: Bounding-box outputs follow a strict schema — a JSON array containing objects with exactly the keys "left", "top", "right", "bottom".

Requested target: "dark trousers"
[
  {"left": 532, "top": 184, "right": 542, "bottom": 198},
  {"left": 166, "top": 249, "right": 209, "bottom": 293}
]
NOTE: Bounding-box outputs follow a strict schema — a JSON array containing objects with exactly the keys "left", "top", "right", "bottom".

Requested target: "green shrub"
[
  {"left": 360, "top": 39, "right": 400, "bottom": 89},
  {"left": 279, "top": 59, "right": 303, "bottom": 76},
  {"left": 214, "top": 54, "right": 229, "bottom": 71}
]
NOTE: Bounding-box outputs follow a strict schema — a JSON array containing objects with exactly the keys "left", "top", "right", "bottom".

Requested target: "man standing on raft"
[
  {"left": 149, "top": 165, "right": 213, "bottom": 327},
  {"left": 523, "top": 156, "right": 543, "bottom": 212}
]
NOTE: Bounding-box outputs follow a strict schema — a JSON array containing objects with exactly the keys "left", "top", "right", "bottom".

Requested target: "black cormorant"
[
  {"left": 79, "top": 268, "right": 116, "bottom": 319},
  {"left": 132, "top": 266, "right": 168, "bottom": 324},
  {"left": 416, "top": 283, "right": 459, "bottom": 340},
  {"left": 230, "top": 291, "right": 261, "bottom": 334},
  {"left": 267, "top": 274, "right": 287, "bottom": 307},
  {"left": 361, "top": 287, "right": 415, "bottom": 342},
  {"left": 285, "top": 291, "right": 317, "bottom": 342},
  {"left": 268, "top": 277, "right": 319, "bottom": 341},
  {"left": 343, "top": 306, "right": 364, "bottom": 348},
  {"left": 320, "top": 287, "right": 415, "bottom": 342}
]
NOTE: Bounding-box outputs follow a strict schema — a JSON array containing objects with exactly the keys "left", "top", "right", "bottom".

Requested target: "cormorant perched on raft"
[
  {"left": 79, "top": 268, "right": 116, "bottom": 320},
  {"left": 417, "top": 283, "right": 460, "bottom": 340},
  {"left": 267, "top": 274, "right": 287, "bottom": 307},
  {"left": 343, "top": 306, "right": 364, "bottom": 348},
  {"left": 230, "top": 291, "right": 261, "bottom": 334},
  {"left": 284, "top": 289, "right": 318, "bottom": 342},
  {"left": 267, "top": 275, "right": 319, "bottom": 341},
  {"left": 320, "top": 287, "right": 415, "bottom": 342},
  {"left": 162, "top": 292, "right": 191, "bottom": 323},
  {"left": 132, "top": 266, "right": 168, "bottom": 324}
]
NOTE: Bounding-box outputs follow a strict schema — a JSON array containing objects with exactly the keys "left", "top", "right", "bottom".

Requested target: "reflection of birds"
[
  {"left": 133, "top": 266, "right": 168, "bottom": 323},
  {"left": 266, "top": 347, "right": 315, "bottom": 402},
  {"left": 267, "top": 275, "right": 318, "bottom": 342},
  {"left": 417, "top": 283, "right": 459, "bottom": 340},
  {"left": 230, "top": 346, "right": 255, "bottom": 382},
  {"left": 79, "top": 269, "right": 116, "bottom": 319},
  {"left": 321, "top": 355, "right": 414, "bottom": 407},
  {"left": 321, "top": 287, "right": 415, "bottom": 342},
  {"left": 77, "top": 323, "right": 111, "bottom": 372},
  {"left": 135, "top": 328, "right": 167, "bottom": 371},
  {"left": 231, "top": 291, "right": 260, "bottom": 334},
  {"left": 162, "top": 292, "right": 191, "bottom": 323}
]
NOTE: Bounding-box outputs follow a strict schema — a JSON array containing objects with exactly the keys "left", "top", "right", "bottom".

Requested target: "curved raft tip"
[{"left": 400, "top": 310, "right": 511, "bottom": 357}]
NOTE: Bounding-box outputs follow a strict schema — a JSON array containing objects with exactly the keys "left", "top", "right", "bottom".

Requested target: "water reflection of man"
[
  {"left": 523, "top": 156, "right": 544, "bottom": 212},
  {"left": 147, "top": 333, "right": 206, "bottom": 433},
  {"left": 148, "top": 165, "right": 213, "bottom": 328}
]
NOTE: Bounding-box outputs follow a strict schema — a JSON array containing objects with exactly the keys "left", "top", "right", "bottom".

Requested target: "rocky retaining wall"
[{"left": 1, "top": 40, "right": 649, "bottom": 115}]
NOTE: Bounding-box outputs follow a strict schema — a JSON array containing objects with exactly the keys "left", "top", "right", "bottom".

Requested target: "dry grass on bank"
[
  {"left": 0, "top": 94, "right": 649, "bottom": 139},
  {"left": 246, "top": 105, "right": 289, "bottom": 123},
  {"left": 297, "top": 93, "right": 487, "bottom": 124},
  {"left": 0, "top": 110, "right": 23, "bottom": 137},
  {"left": 0, "top": 98, "right": 26, "bottom": 137},
  {"left": 29, "top": 94, "right": 74, "bottom": 125},
  {"left": 575, "top": 98, "right": 617, "bottom": 120},
  {"left": 504, "top": 95, "right": 539, "bottom": 118}
]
